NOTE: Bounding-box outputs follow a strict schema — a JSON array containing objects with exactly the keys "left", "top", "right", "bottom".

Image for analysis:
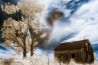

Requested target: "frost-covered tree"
[{"left": 1, "top": 0, "right": 47, "bottom": 58}]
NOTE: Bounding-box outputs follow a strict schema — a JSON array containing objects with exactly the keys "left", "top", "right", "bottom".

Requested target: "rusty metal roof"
[{"left": 54, "top": 39, "right": 91, "bottom": 51}]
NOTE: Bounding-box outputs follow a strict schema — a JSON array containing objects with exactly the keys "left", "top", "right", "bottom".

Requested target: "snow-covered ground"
[
  {"left": 0, "top": 54, "right": 98, "bottom": 65},
  {"left": 0, "top": 48, "right": 98, "bottom": 65}
]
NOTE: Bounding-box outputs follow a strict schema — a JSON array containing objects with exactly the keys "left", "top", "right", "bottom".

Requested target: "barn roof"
[{"left": 54, "top": 39, "right": 91, "bottom": 51}]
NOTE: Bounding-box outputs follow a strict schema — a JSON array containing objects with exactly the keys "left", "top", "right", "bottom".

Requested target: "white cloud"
[
  {"left": 37, "top": 0, "right": 98, "bottom": 47},
  {"left": 37, "top": 0, "right": 52, "bottom": 7},
  {"left": 45, "top": 0, "right": 98, "bottom": 46},
  {"left": 51, "top": 0, "right": 98, "bottom": 44}
]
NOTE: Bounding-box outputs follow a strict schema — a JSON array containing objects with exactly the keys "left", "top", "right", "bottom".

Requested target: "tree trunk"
[
  {"left": 23, "top": 40, "right": 27, "bottom": 58},
  {"left": 30, "top": 43, "right": 34, "bottom": 56},
  {"left": 23, "top": 47, "right": 27, "bottom": 58}
]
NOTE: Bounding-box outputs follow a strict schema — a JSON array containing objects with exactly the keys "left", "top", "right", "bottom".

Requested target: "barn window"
[{"left": 72, "top": 54, "right": 75, "bottom": 59}]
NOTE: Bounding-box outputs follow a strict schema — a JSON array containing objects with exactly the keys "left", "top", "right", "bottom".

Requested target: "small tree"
[{"left": 1, "top": 0, "right": 47, "bottom": 58}]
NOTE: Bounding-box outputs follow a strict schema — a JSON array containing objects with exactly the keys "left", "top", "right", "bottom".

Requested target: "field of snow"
[
  {"left": 0, "top": 48, "right": 98, "bottom": 65},
  {"left": 0, "top": 53, "right": 98, "bottom": 65}
]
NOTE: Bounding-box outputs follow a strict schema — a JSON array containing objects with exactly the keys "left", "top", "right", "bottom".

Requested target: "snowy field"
[{"left": 0, "top": 52, "right": 98, "bottom": 65}]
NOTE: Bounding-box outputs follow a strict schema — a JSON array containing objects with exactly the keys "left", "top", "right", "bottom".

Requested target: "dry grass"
[{"left": 0, "top": 58, "right": 14, "bottom": 65}]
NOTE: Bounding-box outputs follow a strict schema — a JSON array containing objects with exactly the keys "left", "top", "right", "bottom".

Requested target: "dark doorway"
[{"left": 72, "top": 54, "right": 75, "bottom": 59}]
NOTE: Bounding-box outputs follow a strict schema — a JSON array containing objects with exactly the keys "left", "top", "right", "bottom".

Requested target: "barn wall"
[{"left": 54, "top": 49, "right": 81, "bottom": 64}]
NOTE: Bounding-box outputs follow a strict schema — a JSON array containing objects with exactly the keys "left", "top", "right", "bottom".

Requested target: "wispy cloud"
[
  {"left": 45, "top": 0, "right": 98, "bottom": 46},
  {"left": 64, "top": 0, "right": 98, "bottom": 44},
  {"left": 40, "top": 0, "right": 98, "bottom": 49}
]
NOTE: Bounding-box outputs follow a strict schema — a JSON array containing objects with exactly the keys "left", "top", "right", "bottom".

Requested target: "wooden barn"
[{"left": 54, "top": 39, "right": 94, "bottom": 64}]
